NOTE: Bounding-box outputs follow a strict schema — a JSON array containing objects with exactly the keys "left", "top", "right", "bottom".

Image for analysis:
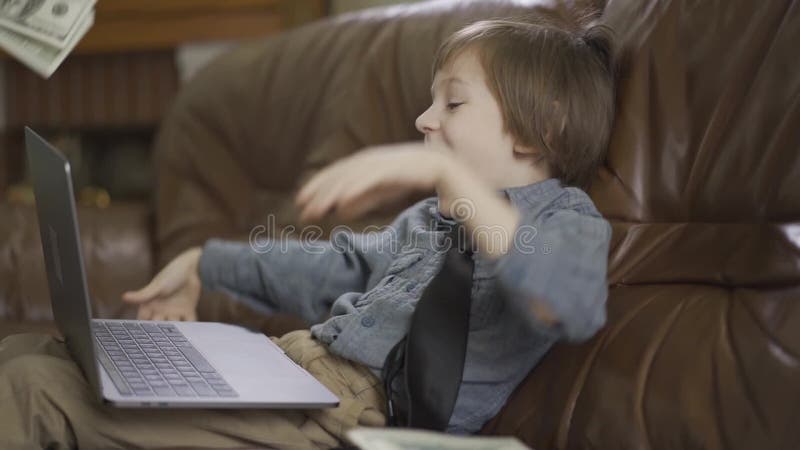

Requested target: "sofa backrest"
[{"left": 482, "top": 0, "right": 800, "bottom": 448}]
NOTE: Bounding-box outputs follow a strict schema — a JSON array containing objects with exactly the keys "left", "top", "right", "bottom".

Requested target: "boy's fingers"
[
  {"left": 315, "top": 176, "right": 351, "bottom": 214},
  {"left": 296, "top": 169, "right": 330, "bottom": 205},
  {"left": 136, "top": 306, "right": 151, "bottom": 321},
  {"left": 122, "top": 282, "right": 161, "bottom": 304},
  {"left": 299, "top": 180, "right": 342, "bottom": 222},
  {"left": 297, "top": 160, "right": 350, "bottom": 206},
  {"left": 295, "top": 180, "right": 314, "bottom": 205}
]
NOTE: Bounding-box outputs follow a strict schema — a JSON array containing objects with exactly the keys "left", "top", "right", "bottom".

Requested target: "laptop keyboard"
[{"left": 92, "top": 320, "right": 238, "bottom": 398}]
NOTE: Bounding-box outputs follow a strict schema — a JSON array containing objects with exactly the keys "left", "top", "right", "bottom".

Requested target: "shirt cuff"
[{"left": 198, "top": 238, "right": 246, "bottom": 293}]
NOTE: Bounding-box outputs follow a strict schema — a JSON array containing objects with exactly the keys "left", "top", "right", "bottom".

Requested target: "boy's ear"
[
  {"left": 513, "top": 143, "right": 541, "bottom": 158},
  {"left": 513, "top": 143, "right": 548, "bottom": 166},
  {"left": 514, "top": 144, "right": 539, "bottom": 155}
]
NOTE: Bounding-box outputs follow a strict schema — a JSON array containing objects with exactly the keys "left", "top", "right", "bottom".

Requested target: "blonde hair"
[{"left": 433, "top": 18, "right": 616, "bottom": 190}]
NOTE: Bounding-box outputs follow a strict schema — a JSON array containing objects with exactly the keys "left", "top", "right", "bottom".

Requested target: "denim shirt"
[{"left": 198, "top": 177, "right": 613, "bottom": 434}]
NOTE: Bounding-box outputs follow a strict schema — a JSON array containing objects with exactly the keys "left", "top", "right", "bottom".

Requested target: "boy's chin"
[{"left": 426, "top": 142, "right": 450, "bottom": 154}]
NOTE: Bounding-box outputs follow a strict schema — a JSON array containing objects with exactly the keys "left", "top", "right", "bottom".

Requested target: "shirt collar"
[
  {"left": 501, "top": 178, "right": 563, "bottom": 208},
  {"left": 428, "top": 178, "right": 563, "bottom": 225}
]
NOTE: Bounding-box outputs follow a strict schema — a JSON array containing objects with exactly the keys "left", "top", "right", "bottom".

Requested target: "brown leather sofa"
[{"left": 1, "top": 0, "right": 798, "bottom": 448}]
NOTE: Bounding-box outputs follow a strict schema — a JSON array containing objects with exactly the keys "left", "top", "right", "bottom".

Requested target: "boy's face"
[{"left": 415, "top": 49, "right": 547, "bottom": 189}]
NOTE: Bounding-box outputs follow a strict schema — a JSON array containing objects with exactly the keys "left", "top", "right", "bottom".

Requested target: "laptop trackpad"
[{"left": 175, "top": 322, "right": 307, "bottom": 380}]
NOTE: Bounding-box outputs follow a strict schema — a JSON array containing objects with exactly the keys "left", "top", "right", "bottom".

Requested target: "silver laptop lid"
[{"left": 25, "top": 127, "right": 103, "bottom": 397}]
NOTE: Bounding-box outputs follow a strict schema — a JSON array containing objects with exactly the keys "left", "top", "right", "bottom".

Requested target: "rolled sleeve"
[{"left": 494, "top": 208, "right": 612, "bottom": 342}]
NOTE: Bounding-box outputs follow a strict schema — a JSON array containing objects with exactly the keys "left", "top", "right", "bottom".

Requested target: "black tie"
[{"left": 381, "top": 226, "right": 474, "bottom": 430}]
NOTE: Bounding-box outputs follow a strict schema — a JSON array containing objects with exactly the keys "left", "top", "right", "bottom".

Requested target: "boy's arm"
[
  {"left": 491, "top": 207, "right": 612, "bottom": 342},
  {"left": 198, "top": 230, "right": 391, "bottom": 325},
  {"left": 437, "top": 162, "right": 612, "bottom": 342}
]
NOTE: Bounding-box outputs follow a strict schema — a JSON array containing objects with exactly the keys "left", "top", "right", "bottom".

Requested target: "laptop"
[{"left": 25, "top": 127, "right": 339, "bottom": 409}]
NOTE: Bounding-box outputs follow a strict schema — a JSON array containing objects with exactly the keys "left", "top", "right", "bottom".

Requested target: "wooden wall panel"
[
  {"left": 4, "top": 51, "right": 178, "bottom": 129},
  {"left": 75, "top": 0, "right": 324, "bottom": 54}
]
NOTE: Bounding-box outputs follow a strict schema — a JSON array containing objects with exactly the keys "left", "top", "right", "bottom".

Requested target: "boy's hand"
[
  {"left": 122, "top": 247, "right": 203, "bottom": 321},
  {"left": 296, "top": 142, "right": 521, "bottom": 259},
  {"left": 295, "top": 143, "right": 447, "bottom": 222}
]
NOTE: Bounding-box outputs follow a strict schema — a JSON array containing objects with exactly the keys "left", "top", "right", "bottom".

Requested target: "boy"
[{"left": 0, "top": 19, "right": 615, "bottom": 449}]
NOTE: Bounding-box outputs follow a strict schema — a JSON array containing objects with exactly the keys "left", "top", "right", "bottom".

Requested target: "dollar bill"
[
  {"left": 346, "top": 427, "right": 533, "bottom": 450},
  {"left": 0, "top": 0, "right": 95, "bottom": 49},
  {"left": 0, "top": 7, "right": 92, "bottom": 78}
]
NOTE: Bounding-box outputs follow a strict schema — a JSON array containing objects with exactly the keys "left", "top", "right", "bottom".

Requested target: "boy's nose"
[{"left": 415, "top": 106, "right": 439, "bottom": 134}]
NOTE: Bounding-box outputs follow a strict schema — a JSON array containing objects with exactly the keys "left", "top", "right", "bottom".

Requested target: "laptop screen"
[{"left": 25, "top": 127, "right": 103, "bottom": 397}]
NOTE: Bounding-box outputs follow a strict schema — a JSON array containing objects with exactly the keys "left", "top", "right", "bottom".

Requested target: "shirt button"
[
  {"left": 360, "top": 316, "right": 375, "bottom": 327},
  {"left": 405, "top": 282, "right": 417, "bottom": 292}
]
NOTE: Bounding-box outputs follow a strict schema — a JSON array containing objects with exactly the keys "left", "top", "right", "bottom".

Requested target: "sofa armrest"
[{"left": 0, "top": 202, "right": 155, "bottom": 329}]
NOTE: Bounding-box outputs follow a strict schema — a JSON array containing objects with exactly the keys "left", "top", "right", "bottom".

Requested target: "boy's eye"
[{"left": 446, "top": 102, "right": 464, "bottom": 111}]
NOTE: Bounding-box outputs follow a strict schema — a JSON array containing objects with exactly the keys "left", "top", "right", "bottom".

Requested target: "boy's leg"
[{"left": 0, "top": 331, "right": 385, "bottom": 449}]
